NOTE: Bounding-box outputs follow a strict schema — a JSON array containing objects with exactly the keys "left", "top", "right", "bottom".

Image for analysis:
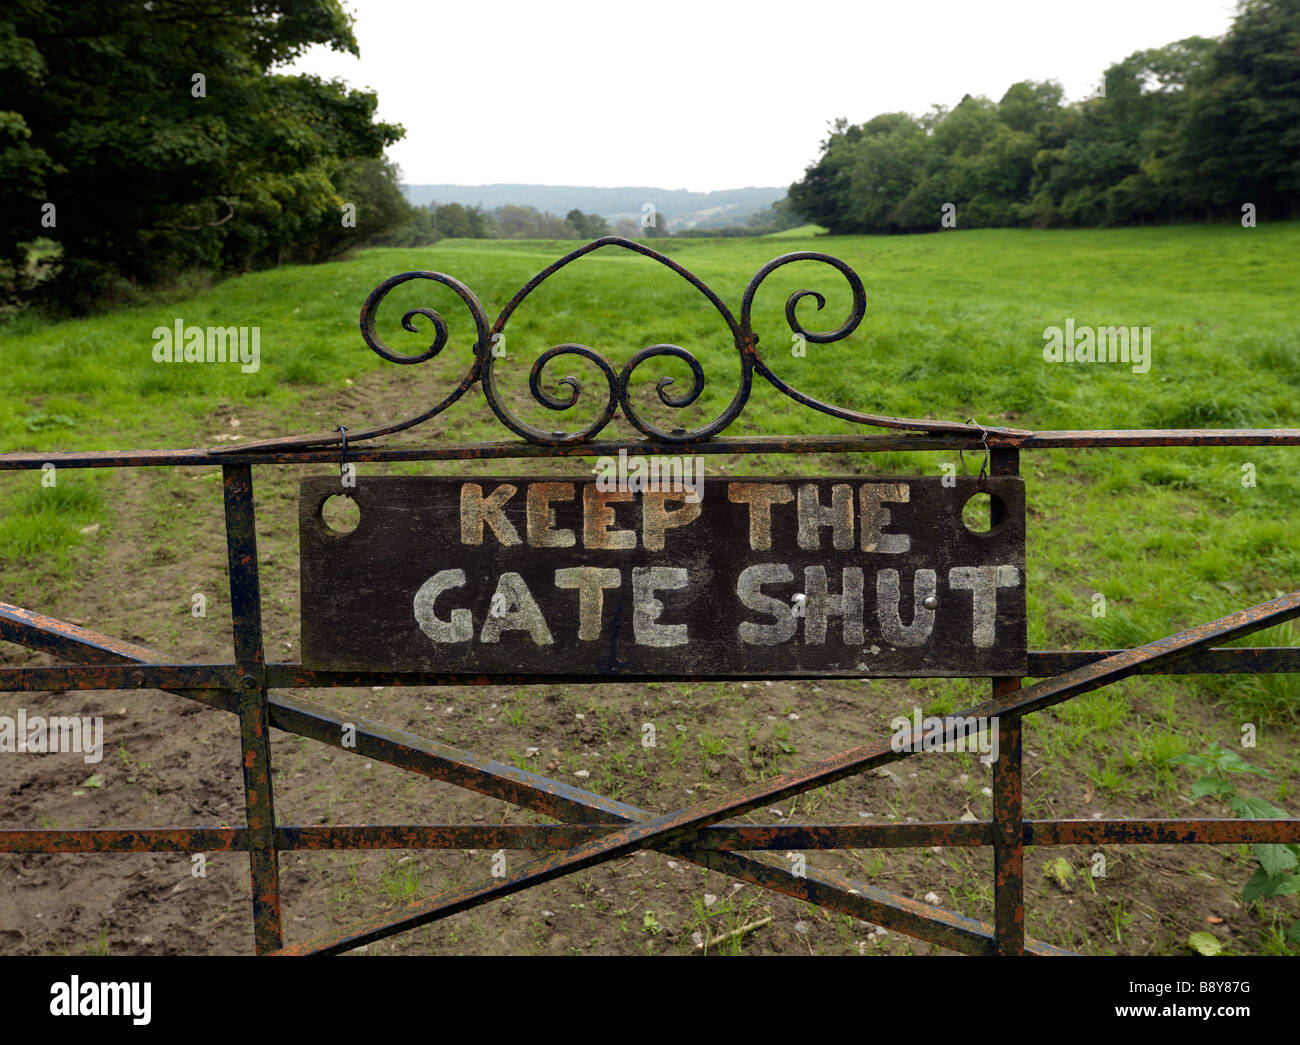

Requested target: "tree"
[
  {"left": 491, "top": 204, "right": 573, "bottom": 238},
  {"left": 841, "top": 113, "right": 929, "bottom": 231},
  {"left": 432, "top": 202, "right": 477, "bottom": 239},
  {"left": 290, "top": 157, "right": 421, "bottom": 262},
  {"left": 1177, "top": 0, "right": 1300, "bottom": 218},
  {"left": 0, "top": 1, "right": 403, "bottom": 311},
  {"left": 747, "top": 197, "right": 804, "bottom": 231},
  {"left": 382, "top": 204, "right": 436, "bottom": 248},
  {"left": 788, "top": 118, "right": 869, "bottom": 232},
  {"left": 565, "top": 208, "right": 610, "bottom": 238},
  {"left": 465, "top": 205, "right": 496, "bottom": 239},
  {"left": 642, "top": 210, "right": 672, "bottom": 238}
]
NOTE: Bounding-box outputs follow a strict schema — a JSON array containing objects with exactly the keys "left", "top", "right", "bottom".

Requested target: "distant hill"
[{"left": 400, "top": 183, "right": 788, "bottom": 231}]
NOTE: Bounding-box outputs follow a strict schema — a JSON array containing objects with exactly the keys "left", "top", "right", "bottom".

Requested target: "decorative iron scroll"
[{"left": 215, "top": 236, "right": 1029, "bottom": 453}]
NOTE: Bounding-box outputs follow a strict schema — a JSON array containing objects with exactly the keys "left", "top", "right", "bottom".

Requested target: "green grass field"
[{"left": 2, "top": 222, "right": 1298, "bottom": 954}]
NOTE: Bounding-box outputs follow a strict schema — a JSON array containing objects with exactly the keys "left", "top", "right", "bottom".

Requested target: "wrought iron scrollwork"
[{"left": 216, "top": 235, "right": 1025, "bottom": 454}]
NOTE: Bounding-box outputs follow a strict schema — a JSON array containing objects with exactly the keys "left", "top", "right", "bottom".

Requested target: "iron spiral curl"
[{"left": 215, "top": 236, "right": 1027, "bottom": 455}]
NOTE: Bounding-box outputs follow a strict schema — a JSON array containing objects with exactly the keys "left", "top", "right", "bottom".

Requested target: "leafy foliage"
[
  {"left": 1, "top": 1, "right": 406, "bottom": 311},
  {"left": 1175, "top": 742, "right": 1300, "bottom": 944},
  {"left": 789, "top": 1, "right": 1300, "bottom": 232}
]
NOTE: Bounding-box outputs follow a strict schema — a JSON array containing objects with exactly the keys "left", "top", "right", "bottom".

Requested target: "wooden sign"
[{"left": 299, "top": 475, "right": 1027, "bottom": 677}]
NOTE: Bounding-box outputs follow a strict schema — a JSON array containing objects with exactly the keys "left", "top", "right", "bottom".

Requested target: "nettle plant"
[{"left": 1175, "top": 742, "right": 1300, "bottom": 947}]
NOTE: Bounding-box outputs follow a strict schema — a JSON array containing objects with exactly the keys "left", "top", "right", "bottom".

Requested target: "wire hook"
[
  {"left": 959, "top": 417, "right": 990, "bottom": 485},
  {"left": 337, "top": 425, "right": 352, "bottom": 496}
]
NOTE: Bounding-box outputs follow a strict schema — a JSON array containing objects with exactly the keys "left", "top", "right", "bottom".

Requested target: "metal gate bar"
[
  {"left": 223, "top": 464, "right": 282, "bottom": 953},
  {"left": 277, "top": 590, "right": 1300, "bottom": 954},
  {"left": 5, "top": 819, "right": 1299, "bottom": 853},
  {"left": 3, "top": 430, "right": 1300, "bottom": 474}
]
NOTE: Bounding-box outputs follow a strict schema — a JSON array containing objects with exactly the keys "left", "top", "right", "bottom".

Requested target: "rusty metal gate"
[{"left": 2, "top": 237, "right": 1298, "bottom": 956}]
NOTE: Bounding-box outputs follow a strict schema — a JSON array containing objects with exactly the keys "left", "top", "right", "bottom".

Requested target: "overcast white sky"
[{"left": 285, "top": 0, "right": 1239, "bottom": 190}]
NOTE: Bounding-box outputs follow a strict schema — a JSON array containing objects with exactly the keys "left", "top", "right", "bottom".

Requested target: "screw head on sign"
[{"left": 923, "top": 596, "right": 939, "bottom": 610}]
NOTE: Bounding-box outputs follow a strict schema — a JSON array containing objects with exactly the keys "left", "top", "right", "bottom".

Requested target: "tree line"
[
  {"left": 7, "top": 1, "right": 1295, "bottom": 315},
  {"left": 383, "top": 203, "right": 663, "bottom": 244},
  {"left": 787, "top": 0, "right": 1300, "bottom": 233},
  {"left": 383, "top": 199, "right": 807, "bottom": 244}
]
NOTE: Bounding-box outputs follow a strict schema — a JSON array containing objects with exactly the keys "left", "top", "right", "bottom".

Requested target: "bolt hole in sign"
[{"left": 299, "top": 475, "right": 1026, "bottom": 677}]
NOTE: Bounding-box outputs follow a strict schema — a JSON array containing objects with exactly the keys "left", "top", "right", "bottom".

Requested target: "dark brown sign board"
[{"left": 299, "top": 475, "right": 1027, "bottom": 677}]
